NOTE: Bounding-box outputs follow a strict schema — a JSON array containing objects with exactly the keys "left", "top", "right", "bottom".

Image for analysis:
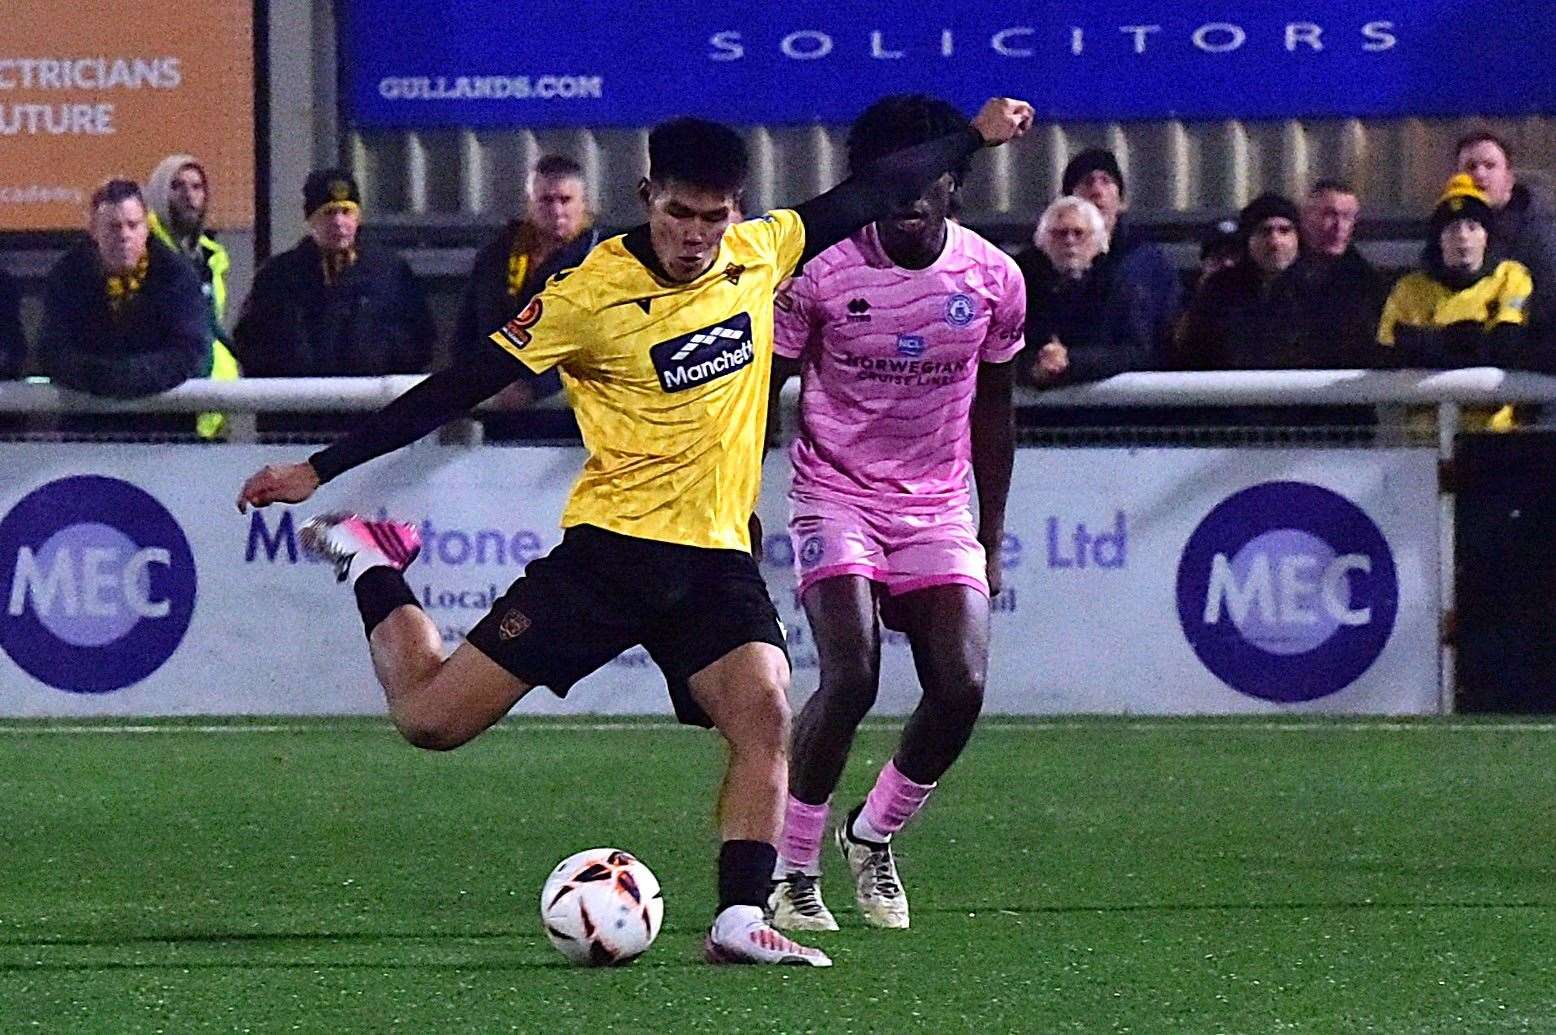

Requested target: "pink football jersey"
[{"left": 774, "top": 221, "right": 1025, "bottom": 511}]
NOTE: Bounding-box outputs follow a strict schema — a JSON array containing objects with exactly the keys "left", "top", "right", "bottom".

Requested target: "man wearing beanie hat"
[
  {"left": 234, "top": 167, "right": 436, "bottom": 400},
  {"left": 1059, "top": 147, "right": 1181, "bottom": 370},
  {"left": 1176, "top": 191, "right": 1382, "bottom": 380},
  {"left": 1378, "top": 175, "right": 1535, "bottom": 397}
]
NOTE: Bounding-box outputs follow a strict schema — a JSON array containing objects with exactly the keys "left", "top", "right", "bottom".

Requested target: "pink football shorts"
[{"left": 789, "top": 495, "right": 988, "bottom": 598}]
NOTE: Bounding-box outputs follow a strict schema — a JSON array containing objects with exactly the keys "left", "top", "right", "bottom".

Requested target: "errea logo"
[{"left": 650, "top": 312, "right": 755, "bottom": 392}]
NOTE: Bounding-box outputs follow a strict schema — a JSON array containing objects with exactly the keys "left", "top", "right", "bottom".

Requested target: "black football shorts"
[{"left": 465, "top": 524, "right": 787, "bottom": 727}]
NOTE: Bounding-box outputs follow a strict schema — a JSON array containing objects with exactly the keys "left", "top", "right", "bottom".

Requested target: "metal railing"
[{"left": 4, "top": 367, "right": 1556, "bottom": 414}]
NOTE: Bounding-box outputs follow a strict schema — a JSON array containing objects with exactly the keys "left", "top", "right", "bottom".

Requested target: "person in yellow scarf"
[
  {"left": 1379, "top": 174, "right": 1535, "bottom": 430},
  {"left": 37, "top": 180, "right": 209, "bottom": 418},
  {"left": 453, "top": 155, "right": 603, "bottom": 434}
]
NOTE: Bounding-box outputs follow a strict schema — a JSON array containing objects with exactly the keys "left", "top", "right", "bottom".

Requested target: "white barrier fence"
[
  {"left": 5, "top": 368, "right": 1556, "bottom": 414},
  {"left": 3, "top": 369, "right": 1552, "bottom": 718}
]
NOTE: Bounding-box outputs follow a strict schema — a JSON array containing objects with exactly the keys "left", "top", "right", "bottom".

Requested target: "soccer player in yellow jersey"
[{"left": 237, "top": 98, "right": 1033, "bottom": 967}]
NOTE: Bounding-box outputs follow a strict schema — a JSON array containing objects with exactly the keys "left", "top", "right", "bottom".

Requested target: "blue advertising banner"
[{"left": 340, "top": 1, "right": 1556, "bottom": 128}]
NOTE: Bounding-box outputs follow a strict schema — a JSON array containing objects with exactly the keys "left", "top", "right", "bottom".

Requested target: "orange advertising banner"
[{"left": 0, "top": 2, "right": 254, "bottom": 231}]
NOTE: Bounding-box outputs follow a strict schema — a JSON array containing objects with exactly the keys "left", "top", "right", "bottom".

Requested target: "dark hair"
[
  {"left": 534, "top": 154, "right": 584, "bottom": 180},
  {"left": 847, "top": 94, "right": 970, "bottom": 182},
  {"left": 647, "top": 117, "right": 748, "bottom": 194},
  {"left": 90, "top": 178, "right": 145, "bottom": 211},
  {"left": 1308, "top": 177, "right": 1356, "bottom": 197},
  {"left": 1455, "top": 130, "right": 1511, "bottom": 162}
]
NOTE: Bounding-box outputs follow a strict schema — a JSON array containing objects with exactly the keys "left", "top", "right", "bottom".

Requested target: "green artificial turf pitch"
[{"left": 0, "top": 717, "right": 1551, "bottom": 1033}]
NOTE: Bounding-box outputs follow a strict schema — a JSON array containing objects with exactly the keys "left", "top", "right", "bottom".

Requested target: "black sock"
[
  {"left": 352, "top": 566, "right": 419, "bottom": 638},
  {"left": 717, "top": 839, "right": 778, "bottom": 914}
]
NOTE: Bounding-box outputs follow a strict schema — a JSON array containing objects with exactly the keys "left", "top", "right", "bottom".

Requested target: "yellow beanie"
[{"left": 1431, "top": 173, "right": 1495, "bottom": 234}]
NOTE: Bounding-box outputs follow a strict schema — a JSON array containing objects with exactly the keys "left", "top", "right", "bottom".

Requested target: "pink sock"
[
  {"left": 777, "top": 796, "right": 830, "bottom": 875},
  {"left": 860, "top": 759, "right": 936, "bottom": 838}
]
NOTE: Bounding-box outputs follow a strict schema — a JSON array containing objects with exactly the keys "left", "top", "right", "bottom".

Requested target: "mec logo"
[
  {"left": 1175, "top": 481, "right": 1397, "bottom": 702},
  {"left": 0, "top": 476, "right": 196, "bottom": 693}
]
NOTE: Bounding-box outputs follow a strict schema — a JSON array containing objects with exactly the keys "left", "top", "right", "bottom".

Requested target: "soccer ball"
[{"left": 540, "top": 848, "right": 664, "bottom": 966}]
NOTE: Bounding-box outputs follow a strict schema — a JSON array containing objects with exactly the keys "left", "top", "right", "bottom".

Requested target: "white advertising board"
[{"left": 0, "top": 443, "right": 1440, "bottom": 717}]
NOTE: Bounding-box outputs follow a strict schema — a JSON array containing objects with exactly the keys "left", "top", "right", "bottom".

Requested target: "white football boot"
[
  {"left": 704, "top": 906, "right": 832, "bottom": 967},
  {"left": 835, "top": 806, "right": 910, "bottom": 929},
  {"left": 767, "top": 871, "right": 840, "bottom": 932}
]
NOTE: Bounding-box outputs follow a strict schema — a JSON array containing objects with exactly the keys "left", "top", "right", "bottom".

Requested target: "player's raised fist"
[
  {"left": 971, "top": 98, "right": 1035, "bottom": 147},
  {"left": 237, "top": 461, "right": 321, "bottom": 513}
]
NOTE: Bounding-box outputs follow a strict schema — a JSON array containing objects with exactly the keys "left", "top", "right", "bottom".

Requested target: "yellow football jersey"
[{"left": 490, "top": 210, "right": 806, "bottom": 552}]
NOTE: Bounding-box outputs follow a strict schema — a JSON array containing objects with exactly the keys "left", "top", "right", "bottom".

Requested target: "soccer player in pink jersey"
[{"left": 766, "top": 95, "right": 1025, "bottom": 931}]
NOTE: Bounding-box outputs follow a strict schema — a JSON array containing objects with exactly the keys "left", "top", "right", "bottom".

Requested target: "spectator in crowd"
[
  {"left": 1189, "top": 218, "right": 1242, "bottom": 299},
  {"left": 1175, "top": 193, "right": 1383, "bottom": 429},
  {"left": 1297, "top": 178, "right": 1389, "bottom": 362},
  {"left": 1456, "top": 132, "right": 1556, "bottom": 338},
  {"left": 1061, "top": 148, "right": 1182, "bottom": 354},
  {"left": 1175, "top": 194, "right": 1306, "bottom": 369},
  {"left": 1015, "top": 195, "right": 1181, "bottom": 431},
  {"left": 234, "top": 169, "right": 436, "bottom": 378},
  {"left": 1379, "top": 175, "right": 1534, "bottom": 372},
  {"left": 1175, "top": 192, "right": 1380, "bottom": 371},
  {"left": 146, "top": 155, "right": 233, "bottom": 347},
  {"left": 1015, "top": 196, "right": 1123, "bottom": 387},
  {"left": 455, "top": 154, "right": 603, "bottom": 432},
  {"left": 146, "top": 153, "right": 240, "bottom": 438},
  {"left": 37, "top": 180, "right": 209, "bottom": 403},
  {"left": 1299, "top": 177, "right": 1362, "bottom": 261},
  {"left": 0, "top": 267, "right": 22, "bottom": 380}
]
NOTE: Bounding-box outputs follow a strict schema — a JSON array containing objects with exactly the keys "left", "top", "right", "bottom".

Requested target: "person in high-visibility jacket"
[
  {"left": 1379, "top": 174, "right": 1536, "bottom": 430},
  {"left": 146, "top": 154, "right": 239, "bottom": 438}
]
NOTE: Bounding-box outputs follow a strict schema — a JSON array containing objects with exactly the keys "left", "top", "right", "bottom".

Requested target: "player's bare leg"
[
  {"left": 378, "top": 637, "right": 535, "bottom": 751},
  {"left": 767, "top": 576, "right": 879, "bottom": 930},
  {"left": 790, "top": 577, "right": 883, "bottom": 803},
  {"left": 690, "top": 642, "right": 792, "bottom": 841},
  {"left": 690, "top": 642, "right": 831, "bottom": 966},
  {"left": 888, "top": 584, "right": 990, "bottom": 783},
  {"left": 835, "top": 583, "right": 990, "bottom": 928},
  {"left": 302, "top": 513, "right": 535, "bottom": 751}
]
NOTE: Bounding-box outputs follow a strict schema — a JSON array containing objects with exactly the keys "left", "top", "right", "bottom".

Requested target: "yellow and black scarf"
[
  {"left": 104, "top": 252, "right": 151, "bottom": 316},
  {"left": 321, "top": 246, "right": 359, "bottom": 287},
  {"left": 506, "top": 217, "right": 592, "bottom": 299}
]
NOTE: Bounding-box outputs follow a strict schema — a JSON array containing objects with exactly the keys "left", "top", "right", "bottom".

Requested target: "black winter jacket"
[
  {"left": 234, "top": 237, "right": 437, "bottom": 376},
  {"left": 453, "top": 222, "right": 604, "bottom": 400},
  {"left": 1175, "top": 251, "right": 1384, "bottom": 371},
  {"left": 38, "top": 238, "right": 209, "bottom": 398}
]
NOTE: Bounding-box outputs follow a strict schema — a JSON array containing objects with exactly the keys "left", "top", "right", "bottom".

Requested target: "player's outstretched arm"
[
  {"left": 790, "top": 97, "right": 1033, "bottom": 267},
  {"left": 235, "top": 343, "right": 528, "bottom": 512}
]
